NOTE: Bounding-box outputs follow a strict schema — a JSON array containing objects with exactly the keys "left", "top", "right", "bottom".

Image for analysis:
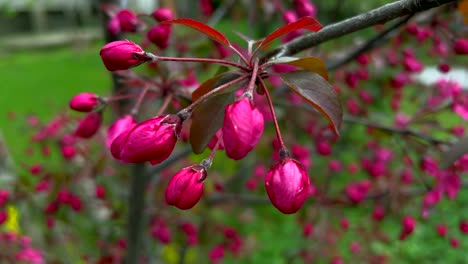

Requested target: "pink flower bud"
[
  {"left": 303, "top": 223, "right": 314, "bottom": 237},
  {"left": 0, "top": 189, "right": 10, "bottom": 207},
  {"left": 459, "top": 220, "right": 468, "bottom": 234},
  {"left": 438, "top": 63, "right": 450, "bottom": 73},
  {"left": 264, "top": 158, "right": 311, "bottom": 214},
  {"left": 75, "top": 112, "right": 102, "bottom": 138},
  {"left": 222, "top": 97, "right": 264, "bottom": 160},
  {"left": 372, "top": 206, "right": 385, "bottom": 221},
  {"left": 453, "top": 38, "right": 468, "bottom": 55},
  {"left": 61, "top": 145, "right": 76, "bottom": 160},
  {"left": 107, "top": 17, "right": 121, "bottom": 35},
  {"left": 293, "top": 0, "right": 317, "bottom": 17},
  {"left": 345, "top": 180, "right": 371, "bottom": 204},
  {"left": 106, "top": 115, "right": 136, "bottom": 148},
  {"left": 151, "top": 222, "right": 171, "bottom": 244},
  {"left": 69, "top": 93, "right": 99, "bottom": 112},
  {"left": 30, "top": 163, "right": 42, "bottom": 175},
  {"left": 111, "top": 115, "right": 181, "bottom": 165},
  {"left": 96, "top": 185, "right": 106, "bottom": 199},
  {"left": 399, "top": 216, "right": 416, "bottom": 240},
  {"left": 152, "top": 8, "right": 174, "bottom": 22},
  {"left": 403, "top": 56, "right": 423, "bottom": 73},
  {"left": 282, "top": 10, "right": 298, "bottom": 24},
  {"left": 165, "top": 165, "right": 206, "bottom": 210},
  {"left": 116, "top": 9, "right": 138, "bottom": 32},
  {"left": 340, "top": 218, "right": 350, "bottom": 230},
  {"left": 100, "top": 40, "right": 150, "bottom": 71},
  {"left": 450, "top": 237, "right": 460, "bottom": 248},
  {"left": 147, "top": 25, "right": 171, "bottom": 49},
  {"left": 209, "top": 245, "right": 225, "bottom": 262},
  {"left": 200, "top": 0, "right": 214, "bottom": 17},
  {"left": 436, "top": 224, "right": 447, "bottom": 237},
  {"left": 0, "top": 210, "right": 7, "bottom": 225}
]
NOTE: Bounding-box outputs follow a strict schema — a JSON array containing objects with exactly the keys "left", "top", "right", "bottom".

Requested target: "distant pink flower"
[
  {"left": 453, "top": 38, "right": 468, "bottom": 55},
  {"left": 69, "top": 93, "right": 99, "bottom": 112},
  {"left": 116, "top": 9, "right": 139, "bottom": 32},
  {"left": 152, "top": 8, "right": 174, "bottom": 22},
  {"left": 399, "top": 216, "right": 416, "bottom": 240}
]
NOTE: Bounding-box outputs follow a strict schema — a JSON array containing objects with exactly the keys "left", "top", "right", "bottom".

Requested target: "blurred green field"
[{"left": 0, "top": 43, "right": 110, "bottom": 166}]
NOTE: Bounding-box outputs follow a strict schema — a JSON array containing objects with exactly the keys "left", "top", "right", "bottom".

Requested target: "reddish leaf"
[
  {"left": 272, "top": 56, "right": 329, "bottom": 80},
  {"left": 190, "top": 92, "right": 234, "bottom": 154},
  {"left": 440, "top": 137, "right": 468, "bottom": 169},
  {"left": 280, "top": 71, "right": 342, "bottom": 135},
  {"left": 162, "top": 18, "right": 230, "bottom": 46},
  {"left": 259, "top": 16, "right": 322, "bottom": 49}
]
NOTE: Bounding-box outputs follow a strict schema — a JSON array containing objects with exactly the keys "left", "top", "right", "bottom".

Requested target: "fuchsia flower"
[
  {"left": 106, "top": 115, "right": 136, "bottom": 148},
  {"left": 111, "top": 115, "right": 181, "bottom": 165},
  {"left": 264, "top": 158, "right": 312, "bottom": 214},
  {"left": 453, "top": 38, "right": 468, "bottom": 55},
  {"left": 399, "top": 216, "right": 416, "bottom": 240},
  {"left": 147, "top": 25, "right": 171, "bottom": 49},
  {"left": 165, "top": 165, "right": 206, "bottom": 210},
  {"left": 100, "top": 40, "right": 150, "bottom": 71},
  {"left": 293, "top": 0, "right": 317, "bottom": 18},
  {"left": 222, "top": 97, "right": 264, "bottom": 160},
  {"left": 152, "top": 8, "right": 174, "bottom": 22},
  {"left": 436, "top": 224, "right": 448, "bottom": 237},
  {"left": 345, "top": 180, "right": 371, "bottom": 204},
  {"left": 69, "top": 93, "right": 100, "bottom": 112},
  {"left": 200, "top": 0, "right": 214, "bottom": 17},
  {"left": 75, "top": 112, "right": 102, "bottom": 138},
  {"left": 107, "top": 17, "right": 121, "bottom": 35},
  {"left": 116, "top": 9, "right": 139, "bottom": 32}
]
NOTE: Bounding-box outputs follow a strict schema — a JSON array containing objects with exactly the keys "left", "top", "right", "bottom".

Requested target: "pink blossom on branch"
[{"left": 264, "top": 158, "right": 312, "bottom": 214}]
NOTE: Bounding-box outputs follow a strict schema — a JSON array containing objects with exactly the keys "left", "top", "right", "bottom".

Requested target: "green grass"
[{"left": 0, "top": 43, "right": 110, "bottom": 166}]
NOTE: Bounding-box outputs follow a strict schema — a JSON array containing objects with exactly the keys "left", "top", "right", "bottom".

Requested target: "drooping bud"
[
  {"left": 100, "top": 40, "right": 150, "bottom": 71},
  {"left": 111, "top": 115, "right": 181, "bottom": 165},
  {"left": 264, "top": 158, "right": 312, "bottom": 214},
  {"left": 222, "top": 97, "right": 264, "bottom": 160},
  {"left": 165, "top": 165, "right": 206, "bottom": 210},
  {"left": 69, "top": 93, "right": 100, "bottom": 112},
  {"left": 399, "top": 216, "right": 416, "bottom": 240},
  {"left": 106, "top": 115, "right": 136, "bottom": 148},
  {"left": 75, "top": 112, "right": 102, "bottom": 138},
  {"left": 152, "top": 8, "right": 174, "bottom": 22},
  {"left": 116, "top": 9, "right": 139, "bottom": 32},
  {"left": 200, "top": 0, "right": 214, "bottom": 17},
  {"left": 453, "top": 38, "right": 468, "bottom": 55},
  {"left": 147, "top": 25, "right": 171, "bottom": 50}
]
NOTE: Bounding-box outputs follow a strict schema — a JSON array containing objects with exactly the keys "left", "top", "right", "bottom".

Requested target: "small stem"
[
  {"left": 230, "top": 44, "right": 251, "bottom": 66},
  {"left": 258, "top": 77, "right": 286, "bottom": 149},
  {"left": 151, "top": 54, "right": 250, "bottom": 72},
  {"left": 157, "top": 94, "right": 173, "bottom": 116},
  {"left": 130, "top": 85, "right": 149, "bottom": 115},
  {"left": 245, "top": 58, "right": 259, "bottom": 94},
  {"left": 180, "top": 75, "right": 249, "bottom": 114},
  {"left": 105, "top": 94, "right": 140, "bottom": 102}
]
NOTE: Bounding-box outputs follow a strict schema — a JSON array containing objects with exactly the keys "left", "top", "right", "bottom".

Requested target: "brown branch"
[{"left": 262, "top": 0, "right": 456, "bottom": 61}]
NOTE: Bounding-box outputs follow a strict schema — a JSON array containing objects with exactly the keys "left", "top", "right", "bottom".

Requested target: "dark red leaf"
[
  {"left": 259, "top": 16, "right": 322, "bottom": 49},
  {"left": 190, "top": 92, "right": 234, "bottom": 154},
  {"left": 162, "top": 18, "right": 230, "bottom": 46},
  {"left": 280, "top": 70, "right": 342, "bottom": 135}
]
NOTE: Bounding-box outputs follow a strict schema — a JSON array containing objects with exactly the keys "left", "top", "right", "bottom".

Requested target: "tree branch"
[
  {"left": 262, "top": 0, "right": 456, "bottom": 61},
  {"left": 326, "top": 14, "right": 413, "bottom": 71}
]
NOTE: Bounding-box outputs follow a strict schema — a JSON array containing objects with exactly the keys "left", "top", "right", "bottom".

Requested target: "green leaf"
[
  {"left": 280, "top": 70, "right": 342, "bottom": 135},
  {"left": 189, "top": 92, "right": 234, "bottom": 154}
]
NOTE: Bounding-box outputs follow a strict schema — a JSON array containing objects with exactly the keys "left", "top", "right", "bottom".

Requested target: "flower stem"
[
  {"left": 149, "top": 53, "right": 250, "bottom": 72},
  {"left": 157, "top": 94, "right": 173, "bottom": 116},
  {"left": 179, "top": 74, "right": 249, "bottom": 117},
  {"left": 258, "top": 77, "right": 286, "bottom": 149},
  {"left": 245, "top": 58, "right": 259, "bottom": 95},
  {"left": 130, "top": 85, "right": 149, "bottom": 115}
]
